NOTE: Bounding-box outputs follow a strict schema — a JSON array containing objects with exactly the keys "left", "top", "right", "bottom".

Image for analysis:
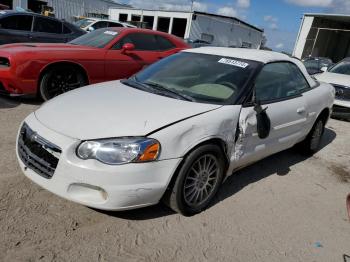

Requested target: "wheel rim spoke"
[{"left": 183, "top": 154, "right": 220, "bottom": 207}]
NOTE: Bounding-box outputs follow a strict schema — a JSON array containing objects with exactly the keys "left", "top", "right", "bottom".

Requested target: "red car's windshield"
[{"left": 69, "top": 28, "right": 119, "bottom": 48}]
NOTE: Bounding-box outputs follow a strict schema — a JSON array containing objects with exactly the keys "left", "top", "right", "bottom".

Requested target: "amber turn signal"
[{"left": 138, "top": 142, "right": 160, "bottom": 162}]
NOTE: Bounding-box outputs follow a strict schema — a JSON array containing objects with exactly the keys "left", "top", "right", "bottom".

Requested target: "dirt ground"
[{"left": 0, "top": 96, "right": 349, "bottom": 262}]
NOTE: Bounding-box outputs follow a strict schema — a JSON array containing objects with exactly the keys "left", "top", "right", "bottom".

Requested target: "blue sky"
[{"left": 120, "top": 0, "right": 350, "bottom": 52}]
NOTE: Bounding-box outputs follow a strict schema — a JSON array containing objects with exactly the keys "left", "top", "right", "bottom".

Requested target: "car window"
[
  {"left": 33, "top": 17, "right": 62, "bottom": 34},
  {"left": 133, "top": 52, "right": 260, "bottom": 104},
  {"left": 108, "top": 22, "right": 123, "bottom": 27},
  {"left": 255, "top": 62, "right": 309, "bottom": 102},
  {"left": 69, "top": 28, "right": 118, "bottom": 48},
  {"left": 63, "top": 24, "right": 72, "bottom": 34},
  {"left": 93, "top": 21, "right": 109, "bottom": 29},
  {"left": 156, "top": 35, "right": 175, "bottom": 50},
  {"left": 0, "top": 15, "right": 33, "bottom": 31},
  {"left": 329, "top": 61, "right": 350, "bottom": 75},
  {"left": 113, "top": 33, "right": 159, "bottom": 51},
  {"left": 75, "top": 18, "right": 95, "bottom": 28}
]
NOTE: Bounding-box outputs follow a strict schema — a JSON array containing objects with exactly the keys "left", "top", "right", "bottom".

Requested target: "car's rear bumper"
[
  {"left": 16, "top": 113, "right": 182, "bottom": 211},
  {"left": 0, "top": 69, "right": 37, "bottom": 96}
]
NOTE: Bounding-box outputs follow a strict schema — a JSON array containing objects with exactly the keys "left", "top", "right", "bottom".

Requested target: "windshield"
[
  {"left": 69, "top": 28, "right": 118, "bottom": 48},
  {"left": 130, "top": 52, "right": 260, "bottom": 104},
  {"left": 75, "top": 18, "right": 95, "bottom": 28},
  {"left": 329, "top": 61, "right": 350, "bottom": 75}
]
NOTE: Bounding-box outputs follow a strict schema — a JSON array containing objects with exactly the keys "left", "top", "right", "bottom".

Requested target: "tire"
[
  {"left": 299, "top": 118, "right": 325, "bottom": 155},
  {"left": 39, "top": 65, "right": 87, "bottom": 101},
  {"left": 163, "top": 144, "right": 226, "bottom": 216}
]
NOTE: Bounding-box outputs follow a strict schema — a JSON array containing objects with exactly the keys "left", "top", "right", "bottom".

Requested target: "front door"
[
  {"left": 231, "top": 62, "right": 312, "bottom": 170},
  {"left": 104, "top": 32, "right": 169, "bottom": 81}
]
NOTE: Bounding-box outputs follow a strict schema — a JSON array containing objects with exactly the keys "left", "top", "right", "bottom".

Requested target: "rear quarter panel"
[{"left": 303, "top": 81, "right": 334, "bottom": 133}]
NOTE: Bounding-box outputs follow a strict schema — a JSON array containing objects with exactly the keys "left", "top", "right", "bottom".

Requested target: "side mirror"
[
  {"left": 320, "top": 66, "right": 328, "bottom": 72},
  {"left": 254, "top": 101, "right": 271, "bottom": 139},
  {"left": 121, "top": 43, "right": 135, "bottom": 54},
  {"left": 87, "top": 26, "right": 95, "bottom": 32}
]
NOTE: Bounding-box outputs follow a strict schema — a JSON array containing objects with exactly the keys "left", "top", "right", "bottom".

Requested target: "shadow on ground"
[
  {"left": 101, "top": 128, "right": 336, "bottom": 220},
  {"left": 0, "top": 96, "right": 41, "bottom": 109}
]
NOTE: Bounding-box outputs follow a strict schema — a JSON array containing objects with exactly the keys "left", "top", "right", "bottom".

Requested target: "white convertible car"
[
  {"left": 17, "top": 48, "right": 334, "bottom": 215},
  {"left": 315, "top": 58, "right": 350, "bottom": 119}
]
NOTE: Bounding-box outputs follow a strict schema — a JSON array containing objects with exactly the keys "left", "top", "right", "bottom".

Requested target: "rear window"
[
  {"left": 0, "top": 14, "right": 33, "bottom": 31},
  {"left": 33, "top": 17, "right": 62, "bottom": 34},
  {"left": 156, "top": 35, "right": 175, "bottom": 50},
  {"left": 69, "top": 28, "right": 118, "bottom": 48}
]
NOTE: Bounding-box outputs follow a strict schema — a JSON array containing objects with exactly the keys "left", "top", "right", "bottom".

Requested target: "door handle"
[{"left": 297, "top": 107, "right": 306, "bottom": 114}]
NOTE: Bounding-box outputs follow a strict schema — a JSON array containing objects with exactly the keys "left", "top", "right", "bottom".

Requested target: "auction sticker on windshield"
[
  {"left": 104, "top": 31, "right": 118, "bottom": 36},
  {"left": 218, "top": 58, "right": 249, "bottom": 68}
]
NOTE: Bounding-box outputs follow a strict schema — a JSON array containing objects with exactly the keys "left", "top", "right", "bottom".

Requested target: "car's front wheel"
[
  {"left": 39, "top": 65, "right": 88, "bottom": 100},
  {"left": 163, "top": 144, "right": 226, "bottom": 216}
]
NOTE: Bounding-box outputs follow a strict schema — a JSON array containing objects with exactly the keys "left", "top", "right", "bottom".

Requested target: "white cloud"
[
  {"left": 275, "top": 43, "right": 284, "bottom": 49},
  {"left": 264, "top": 15, "right": 278, "bottom": 23},
  {"left": 237, "top": 0, "right": 250, "bottom": 9},
  {"left": 217, "top": 6, "right": 238, "bottom": 17},
  {"left": 329, "top": 0, "right": 350, "bottom": 13},
  {"left": 285, "top": 0, "right": 333, "bottom": 7},
  {"left": 270, "top": 23, "right": 278, "bottom": 30},
  {"left": 264, "top": 15, "right": 278, "bottom": 30}
]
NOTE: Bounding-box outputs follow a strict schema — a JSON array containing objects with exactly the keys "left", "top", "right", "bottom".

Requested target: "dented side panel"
[{"left": 150, "top": 105, "right": 241, "bottom": 165}]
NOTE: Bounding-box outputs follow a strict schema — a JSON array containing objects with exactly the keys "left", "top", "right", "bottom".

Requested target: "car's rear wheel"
[
  {"left": 39, "top": 65, "right": 87, "bottom": 100},
  {"left": 163, "top": 144, "right": 225, "bottom": 216},
  {"left": 299, "top": 118, "right": 325, "bottom": 154}
]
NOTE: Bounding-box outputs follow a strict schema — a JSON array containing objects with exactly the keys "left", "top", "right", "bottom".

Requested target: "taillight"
[{"left": 0, "top": 57, "right": 10, "bottom": 67}]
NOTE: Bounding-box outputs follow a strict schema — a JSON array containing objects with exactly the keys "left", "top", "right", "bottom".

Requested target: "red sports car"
[{"left": 0, "top": 28, "right": 189, "bottom": 100}]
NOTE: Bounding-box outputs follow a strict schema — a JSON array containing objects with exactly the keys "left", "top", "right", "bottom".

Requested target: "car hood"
[
  {"left": 34, "top": 81, "right": 222, "bottom": 140},
  {"left": 314, "top": 72, "right": 350, "bottom": 87},
  {"left": 0, "top": 43, "right": 95, "bottom": 54}
]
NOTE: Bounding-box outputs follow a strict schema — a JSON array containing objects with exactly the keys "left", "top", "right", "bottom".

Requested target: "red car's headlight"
[{"left": 0, "top": 57, "right": 10, "bottom": 67}]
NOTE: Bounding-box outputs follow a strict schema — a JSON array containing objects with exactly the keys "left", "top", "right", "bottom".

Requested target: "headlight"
[
  {"left": 0, "top": 57, "right": 10, "bottom": 67},
  {"left": 76, "top": 138, "right": 160, "bottom": 165}
]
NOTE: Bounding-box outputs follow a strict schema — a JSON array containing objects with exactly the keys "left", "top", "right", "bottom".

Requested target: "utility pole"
[{"left": 190, "top": 0, "right": 194, "bottom": 12}]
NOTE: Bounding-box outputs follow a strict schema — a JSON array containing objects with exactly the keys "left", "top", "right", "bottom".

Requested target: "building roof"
[
  {"left": 303, "top": 13, "right": 350, "bottom": 23},
  {"left": 193, "top": 11, "right": 263, "bottom": 32},
  {"left": 108, "top": 7, "right": 263, "bottom": 32}
]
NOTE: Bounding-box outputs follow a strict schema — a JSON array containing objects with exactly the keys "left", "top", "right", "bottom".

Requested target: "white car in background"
[
  {"left": 16, "top": 48, "right": 334, "bottom": 216},
  {"left": 315, "top": 58, "right": 350, "bottom": 119},
  {"left": 75, "top": 18, "right": 136, "bottom": 32}
]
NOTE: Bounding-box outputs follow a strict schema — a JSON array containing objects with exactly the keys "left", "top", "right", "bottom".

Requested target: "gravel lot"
[{"left": 0, "top": 96, "right": 349, "bottom": 262}]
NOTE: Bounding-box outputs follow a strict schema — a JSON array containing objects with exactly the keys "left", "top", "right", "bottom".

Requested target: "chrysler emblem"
[{"left": 30, "top": 132, "right": 38, "bottom": 142}]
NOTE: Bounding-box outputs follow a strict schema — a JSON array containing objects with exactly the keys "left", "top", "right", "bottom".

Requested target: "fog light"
[{"left": 68, "top": 183, "right": 108, "bottom": 203}]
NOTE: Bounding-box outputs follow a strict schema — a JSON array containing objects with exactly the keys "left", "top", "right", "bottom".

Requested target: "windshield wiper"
[{"left": 144, "top": 81, "right": 195, "bottom": 102}]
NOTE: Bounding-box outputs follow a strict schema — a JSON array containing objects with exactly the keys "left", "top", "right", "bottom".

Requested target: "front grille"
[
  {"left": 18, "top": 123, "right": 61, "bottom": 179},
  {"left": 333, "top": 84, "right": 350, "bottom": 100}
]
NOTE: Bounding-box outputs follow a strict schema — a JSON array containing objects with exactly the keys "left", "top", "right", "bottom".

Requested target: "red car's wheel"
[{"left": 39, "top": 65, "right": 87, "bottom": 100}]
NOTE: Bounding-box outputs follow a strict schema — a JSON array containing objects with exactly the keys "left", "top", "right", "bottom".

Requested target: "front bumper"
[
  {"left": 332, "top": 99, "right": 350, "bottom": 119},
  {"left": 0, "top": 68, "right": 37, "bottom": 96},
  {"left": 16, "top": 113, "right": 182, "bottom": 211}
]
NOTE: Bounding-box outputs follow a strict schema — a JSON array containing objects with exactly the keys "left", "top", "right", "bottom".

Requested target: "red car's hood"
[{"left": 0, "top": 43, "right": 96, "bottom": 54}]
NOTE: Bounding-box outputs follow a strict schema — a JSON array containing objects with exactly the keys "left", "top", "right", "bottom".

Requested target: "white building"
[
  {"left": 109, "top": 8, "right": 264, "bottom": 49},
  {"left": 293, "top": 13, "right": 350, "bottom": 62}
]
